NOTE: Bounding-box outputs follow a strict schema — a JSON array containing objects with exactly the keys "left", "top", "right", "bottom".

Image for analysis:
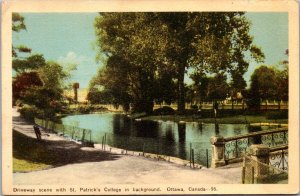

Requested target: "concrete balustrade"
[
  {"left": 210, "top": 136, "right": 226, "bottom": 168},
  {"left": 249, "top": 144, "right": 270, "bottom": 182}
]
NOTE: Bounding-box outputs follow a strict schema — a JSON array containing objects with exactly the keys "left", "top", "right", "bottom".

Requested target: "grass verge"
[{"left": 13, "top": 158, "right": 50, "bottom": 173}]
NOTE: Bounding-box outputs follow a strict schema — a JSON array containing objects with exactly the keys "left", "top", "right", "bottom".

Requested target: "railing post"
[
  {"left": 249, "top": 144, "right": 270, "bottom": 183},
  {"left": 210, "top": 136, "right": 226, "bottom": 168}
]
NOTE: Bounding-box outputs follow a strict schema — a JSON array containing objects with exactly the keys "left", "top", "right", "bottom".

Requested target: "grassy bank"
[
  {"left": 13, "top": 131, "right": 54, "bottom": 172},
  {"left": 141, "top": 115, "right": 288, "bottom": 124}
]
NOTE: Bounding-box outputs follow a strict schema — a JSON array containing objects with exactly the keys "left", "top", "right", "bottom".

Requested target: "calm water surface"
[{"left": 61, "top": 113, "right": 253, "bottom": 166}]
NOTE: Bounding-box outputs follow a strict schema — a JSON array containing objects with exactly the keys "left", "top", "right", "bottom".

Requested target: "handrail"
[
  {"left": 224, "top": 127, "right": 287, "bottom": 142},
  {"left": 270, "top": 145, "right": 288, "bottom": 152}
]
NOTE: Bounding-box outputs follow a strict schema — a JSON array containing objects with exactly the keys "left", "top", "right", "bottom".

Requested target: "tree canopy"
[{"left": 92, "top": 12, "right": 264, "bottom": 114}]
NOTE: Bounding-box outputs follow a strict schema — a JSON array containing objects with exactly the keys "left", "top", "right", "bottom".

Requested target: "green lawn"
[
  {"left": 13, "top": 158, "right": 50, "bottom": 173},
  {"left": 13, "top": 130, "right": 54, "bottom": 172}
]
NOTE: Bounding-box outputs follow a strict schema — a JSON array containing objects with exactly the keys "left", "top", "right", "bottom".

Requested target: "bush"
[
  {"left": 74, "top": 105, "right": 108, "bottom": 114},
  {"left": 19, "top": 105, "right": 43, "bottom": 122},
  {"left": 266, "top": 110, "right": 288, "bottom": 119},
  {"left": 190, "top": 105, "right": 198, "bottom": 110},
  {"left": 76, "top": 105, "right": 94, "bottom": 114},
  {"left": 153, "top": 106, "right": 175, "bottom": 115}
]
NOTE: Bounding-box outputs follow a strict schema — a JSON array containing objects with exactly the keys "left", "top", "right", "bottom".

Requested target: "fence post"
[
  {"left": 104, "top": 133, "right": 106, "bottom": 151},
  {"left": 210, "top": 136, "right": 226, "bottom": 168},
  {"left": 90, "top": 131, "right": 92, "bottom": 143},
  {"left": 242, "top": 166, "right": 245, "bottom": 184},
  {"left": 190, "top": 143, "right": 192, "bottom": 168},
  {"left": 102, "top": 136, "right": 104, "bottom": 150},
  {"left": 192, "top": 149, "right": 195, "bottom": 168},
  {"left": 242, "top": 157, "right": 246, "bottom": 184},
  {"left": 206, "top": 149, "right": 209, "bottom": 168},
  {"left": 81, "top": 129, "right": 86, "bottom": 142},
  {"left": 249, "top": 144, "right": 270, "bottom": 183},
  {"left": 281, "top": 150, "right": 284, "bottom": 170}
]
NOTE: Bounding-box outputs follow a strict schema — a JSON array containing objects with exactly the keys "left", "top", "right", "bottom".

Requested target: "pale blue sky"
[{"left": 13, "top": 12, "right": 288, "bottom": 88}]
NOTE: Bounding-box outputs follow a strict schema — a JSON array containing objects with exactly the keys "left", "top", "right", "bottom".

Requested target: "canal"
[{"left": 61, "top": 113, "right": 259, "bottom": 167}]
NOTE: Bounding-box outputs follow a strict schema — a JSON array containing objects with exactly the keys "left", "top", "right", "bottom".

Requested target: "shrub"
[
  {"left": 266, "top": 110, "right": 288, "bottom": 119},
  {"left": 190, "top": 105, "right": 198, "bottom": 110},
  {"left": 76, "top": 105, "right": 94, "bottom": 114},
  {"left": 74, "top": 104, "right": 108, "bottom": 114},
  {"left": 19, "top": 105, "right": 43, "bottom": 122},
  {"left": 153, "top": 106, "right": 175, "bottom": 115}
]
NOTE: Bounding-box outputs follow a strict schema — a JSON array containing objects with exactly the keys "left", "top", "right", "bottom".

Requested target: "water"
[{"left": 61, "top": 113, "right": 251, "bottom": 167}]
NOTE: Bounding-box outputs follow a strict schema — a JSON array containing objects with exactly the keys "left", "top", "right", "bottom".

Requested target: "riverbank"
[
  {"left": 12, "top": 107, "right": 242, "bottom": 184},
  {"left": 141, "top": 115, "right": 288, "bottom": 124}
]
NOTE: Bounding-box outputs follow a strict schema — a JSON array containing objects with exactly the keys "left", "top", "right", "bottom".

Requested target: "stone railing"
[
  {"left": 210, "top": 127, "right": 288, "bottom": 168},
  {"left": 242, "top": 144, "right": 288, "bottom": 184}
]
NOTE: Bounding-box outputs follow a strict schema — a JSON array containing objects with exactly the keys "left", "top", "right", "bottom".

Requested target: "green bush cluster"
[
  {"left": 266, "top": 110, "right": 288, "bottom": 119},
  {"left": 18, "top": 105, "right": 43, "bottom": 122},
  {"left": 153, "top": 106, "right": 175, "bottom": 115},
  {"left": 74, "top": 105, "right": 108, "bottom": 114}
]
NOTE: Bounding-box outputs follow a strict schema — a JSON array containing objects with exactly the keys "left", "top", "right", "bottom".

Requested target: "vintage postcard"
[{"left": 1, "top": 0, "right": 299, "bottom": 195}]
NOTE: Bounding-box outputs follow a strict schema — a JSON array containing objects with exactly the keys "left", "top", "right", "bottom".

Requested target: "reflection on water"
[{"left": 62, "top": 113, "right": 251, "bottom": 166}]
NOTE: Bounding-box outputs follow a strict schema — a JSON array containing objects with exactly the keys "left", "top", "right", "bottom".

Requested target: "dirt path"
[{"left": 13, "top": 108, "right": 242, "bottom": 185}]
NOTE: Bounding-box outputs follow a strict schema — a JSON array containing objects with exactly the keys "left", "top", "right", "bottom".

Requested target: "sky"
[{"left": 12, "top": 12, "right": 288, "bottom": 88}]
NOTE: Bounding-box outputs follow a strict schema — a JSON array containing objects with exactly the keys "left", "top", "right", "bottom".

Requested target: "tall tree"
[
  {"left": 207, "top": 73, "right": 230, "bottom": 101},
  {"left": 94, "top": 12, "right": 264, "bottom": 114},
  {"left": 248, "top": 66, "right": 278, "bottom": 110},
  {"left": 12, "top": 13, "right": 32, "bottom": 57}
]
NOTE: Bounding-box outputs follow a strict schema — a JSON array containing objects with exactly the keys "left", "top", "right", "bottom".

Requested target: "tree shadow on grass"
[{"left": 13, "top": 130, "right": 121, "bottom": 168}]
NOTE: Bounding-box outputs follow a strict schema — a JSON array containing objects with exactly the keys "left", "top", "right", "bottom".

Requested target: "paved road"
[{"left": 13, "top": 108, "right": 242, "bottom": 185}]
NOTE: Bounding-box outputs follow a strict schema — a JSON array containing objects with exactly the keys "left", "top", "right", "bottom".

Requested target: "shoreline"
[{"left": 140, "top": 115, "right": 288, "bottom": 124}]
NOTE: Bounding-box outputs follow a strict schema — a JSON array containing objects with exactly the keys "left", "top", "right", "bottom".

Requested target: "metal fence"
[
  {"left": 224, "top": 128, "right": 288, "bottom": 160},
  {"left": 97, "top": 131, "right": 212, "bottom": 168},
  {"left": 269, "top": 146, "right": 288, "bottom": 171}
]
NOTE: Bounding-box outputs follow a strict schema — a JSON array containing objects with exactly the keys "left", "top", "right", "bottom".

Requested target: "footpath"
[{"left": 12, "top": 108, "right": 242, "bottom": 185}]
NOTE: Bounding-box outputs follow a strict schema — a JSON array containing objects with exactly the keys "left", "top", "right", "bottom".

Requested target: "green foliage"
[
  {"left": 153, "top": 106, "right": 175, "bottom": 115},
  {"left": 207, "top": 73, "right": 230, "bottom": 101},
  {"left": 38, "top": 61, "right": 67, "bottom": 89},
  {"left": 266, "top": 110, "right": 288, "bottom": 120},
  {"left": 86, "top": 89, "right": 112, "bottom": 104},
  {"left": 70, "top": 105, "right": 108, "bottom": 114},
  {"left": 14, "top": 61, "right": 68, "bottom": 120},
  {"left": 12, "top": 13, "right": 26, "bottom": 32},
  {"left": 18, "top": 105, "right": 44, "bottom": 122},
  {"left": 13, "top": 54, "right": 46, "bottom": 72},
  {"left": 248, "top": 65, "right": 288, "bottom": 110},
  {"left": 12, "top": 13, "right": 30, "bottom": 57},
  {"left": 12, "top": 71, "right": 43, "bottom": 104},
  {"left": 94, "top": 12, "right": 264, "bottom": 113}
]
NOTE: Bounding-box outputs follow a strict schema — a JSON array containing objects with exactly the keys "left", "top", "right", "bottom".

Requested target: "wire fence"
[
  {"left": 34, "top": 118, "right": 93, "bottom": 145},
  {"left": 34, "top": 118, "right": 212, "bottom": 168},
  {"left": 242, "top": 155, "right": 288, "bottom": 184}
]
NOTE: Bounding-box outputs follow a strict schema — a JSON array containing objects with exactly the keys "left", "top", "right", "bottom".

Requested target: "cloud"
[
  {"left": 57, "top": 51, "right": 89, "bottom": 65},
  {"left": 57, "top": 51, "right": 101, "bottom": 88}
]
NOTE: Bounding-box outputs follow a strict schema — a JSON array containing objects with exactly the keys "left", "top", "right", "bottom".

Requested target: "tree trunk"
[{"left": 177, "top": 64, "right": 185, "bottom": 114}]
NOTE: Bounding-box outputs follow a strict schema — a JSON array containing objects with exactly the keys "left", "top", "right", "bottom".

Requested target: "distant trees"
[
  {"left": 93, "top": 12, "right": 264, "bottom": 114},
  {"left": 248, "top": 63, "right": 288, "bottom": 110}
]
